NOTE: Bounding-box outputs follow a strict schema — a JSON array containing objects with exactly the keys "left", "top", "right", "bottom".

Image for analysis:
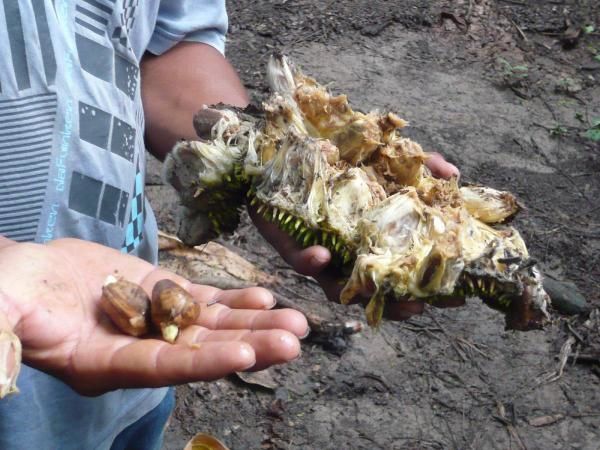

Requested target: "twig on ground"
[
  {"left": 427, "top": 311, "right": 469, "bottom": 362},
  {"left": 498, "top": 0, "right": 526, "bottom": 5},
  {"left": 360, "top": 373, "right": 393, "bottom": 393},
  {"left": 272, "top": 289, "right": 365, "bottom": 341},
  {"left": 466, "top": 0, "right": 474, "bottom": 23},
  {"left": 509, "top": 18, "right": 528, "bottom": 42},
  {"left": 566, "top": 321, "right": 585, "bottom": 344},
  {"left": 536, "top": 335, "right": 576, "bottom": 384},
  {"left": 456, "top": 337, "right": 493, "bottom": 360},
  {"left": 493, "top": 401, "right": 528, "bottom": 450}
]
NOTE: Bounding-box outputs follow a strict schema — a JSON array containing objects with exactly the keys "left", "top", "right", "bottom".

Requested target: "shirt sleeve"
[{"left": 147, "top": 0, "right": 228, "bottom": 56}]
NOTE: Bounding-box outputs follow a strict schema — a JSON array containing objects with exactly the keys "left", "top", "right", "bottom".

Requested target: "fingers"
[
  {"left": 384, "top": 301, "right": 425, "bottom": 321},
  {"left": 425, "top": 152, "right": 460, "bottom": 179},
  {"left": 143, "top": 268, "right": 279, "bottom": 311},
  {"left": 286, "top": 246, "right": 331, "bottom": 277},
  {"left": 430, "top": 297, "right": 466, "bottom": 308},
  {"left": 197, "top": 305, "right": 309, "bottom": 338},
  {"left": 178, "top": 327, "right": 301, "bottom": 372},
  {"left": 313, "top": 268, "right": 349, "bottom": 303},
  {"left": 248, "top": 203, "right": 331, "bottom": 276},
  {"left": 205, "top": 286, "right": 276, "bottom": 310},
  {"left": 69, "top": 339, "right": 256, "bottom": 393},
  {"left": 68, "top": 322, "right": 303, "bottom": 394}
]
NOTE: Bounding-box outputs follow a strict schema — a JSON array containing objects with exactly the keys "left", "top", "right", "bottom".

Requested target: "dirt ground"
[{"left": 146, "top": 1, "right": 600, "bottom": 449}]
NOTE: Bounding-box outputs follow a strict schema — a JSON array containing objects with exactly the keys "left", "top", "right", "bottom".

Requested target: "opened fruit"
[{"left": 164, "top": 55, "right": 550, "bottom": 331}]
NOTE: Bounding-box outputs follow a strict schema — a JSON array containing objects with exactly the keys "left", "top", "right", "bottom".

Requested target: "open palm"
[{"left": 0, "top": 238, "right": 307, "bottom": 396}]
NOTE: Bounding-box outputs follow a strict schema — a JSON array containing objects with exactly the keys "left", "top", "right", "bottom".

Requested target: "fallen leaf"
[
  {"left": 527, "top": 414, "right": 565, "bottom": 427},
  {"left": 235, "top": 369, "right": 279, "bottom": 390}
]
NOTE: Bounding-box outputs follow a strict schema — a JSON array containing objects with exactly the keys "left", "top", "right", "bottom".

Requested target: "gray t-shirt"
[{"left": 0, "top": 1, "right": 227, "bottom": 448}]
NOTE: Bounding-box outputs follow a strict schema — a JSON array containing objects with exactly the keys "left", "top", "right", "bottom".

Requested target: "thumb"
[{"left": 248, "top": 204, "right": 331, "bottom": 276}]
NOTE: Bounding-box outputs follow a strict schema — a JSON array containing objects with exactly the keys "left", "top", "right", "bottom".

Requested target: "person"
[{"left": 0, "top": 1, "right": 459, "bottom": 449}]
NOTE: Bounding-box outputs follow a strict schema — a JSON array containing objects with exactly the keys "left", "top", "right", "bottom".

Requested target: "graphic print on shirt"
[
  {"left": 0, "top": 1, "right": 147, "bottom": 252},
  {"left": 121, "top": 158, "right": 144, "bottom": 253},
  {"left": 113, "top": 0, "right": 139, "bottom": 50},
  {"left": 67, "top": 101, "right": 134, "bottom": 227},
  {"left": 79, "top": 101, "right": 136, "bottom": 162},
  {"left": 0, "top": 94, "right": 57, "bottom": 241},
  {"left": 0, "top": 1, "right": 58, "bottom": 241},
  {"left": 72, "top": 0, "right": 145, "bottom": 253},
  {"left": 75, "top": 0, "right": 139, "bottom": 99}
]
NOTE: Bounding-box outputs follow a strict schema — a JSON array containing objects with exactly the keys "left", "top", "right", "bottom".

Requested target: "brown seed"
[
  {"left": 151, "top": 279, "right": 200, "bottom": 343},
  {"left": 100, "top": 275, "right": 151, "bottom": 337}
]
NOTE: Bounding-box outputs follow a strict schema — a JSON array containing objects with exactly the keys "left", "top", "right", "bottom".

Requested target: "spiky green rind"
[
  {"left": 250, "top": 195, "right": 356, "bottom": 267},
  {"left": 415, "top": 272, "right": 518, "bottom": 314},
  {"left": 195, "top": 163, "right": 250, "bottom": 235},
  {"left": 458, "top": 272, "right": 519, "bottom": 313}
]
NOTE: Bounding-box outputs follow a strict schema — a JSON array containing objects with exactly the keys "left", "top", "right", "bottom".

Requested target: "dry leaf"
[
  {"left": 527, "top": 414, "right": 564, "bottom": 427},
  {"left": 158, "top": 231, "right": 276, "bottom": 289},
  {"left": 235, "top": 369, "right": 279, "bottom": 390}
]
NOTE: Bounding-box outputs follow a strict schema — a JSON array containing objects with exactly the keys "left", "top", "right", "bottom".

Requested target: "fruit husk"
[{"left": 0, "top": 329, "right": 21, "bottom": 398}]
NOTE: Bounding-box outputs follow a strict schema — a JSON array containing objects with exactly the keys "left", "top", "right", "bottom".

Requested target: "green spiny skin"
[
  {"left": 197, "top": 163, "right": 249, "bottom": 235},
  {"left": 249, "top": 195, "right": 356, "bottom": 267},
  {"left": 413, "top": 272, "right": 544, "bottom": 330},
  {"left": 425, "top": 273, "right": 517, "bottom": 311},
  {"left": 250, "top": 193, "right": 533, "bottom": 321}
]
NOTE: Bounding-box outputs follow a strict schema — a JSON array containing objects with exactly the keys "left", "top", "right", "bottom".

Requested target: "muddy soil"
[{"left": 147, "top": 1, "right": 600, "bottom": 449}]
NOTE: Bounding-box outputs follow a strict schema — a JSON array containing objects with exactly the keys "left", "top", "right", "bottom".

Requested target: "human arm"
[
  {"left": 141, "top": 42, "right": 249, "bottom": 161},
  {"left": 0, "top": 237, "right": 306, "bottom": 396}
]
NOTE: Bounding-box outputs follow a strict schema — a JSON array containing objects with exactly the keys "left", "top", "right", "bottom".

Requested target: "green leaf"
[
  {"left": 595, "top": 54, "right": 600, "bottom": 62},
  {"left": 591, "top": 117, "right": 600, "bottom": 128},
  {"left": 585, "top": 128, "right": 600, "bottom": 141},
  {"left": 583, "top": 25, "right": 595, "bottom": 34}
]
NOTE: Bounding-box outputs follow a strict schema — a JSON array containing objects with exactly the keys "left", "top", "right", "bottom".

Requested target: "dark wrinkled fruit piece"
[
  {"left": 151, "top": 279, "right": 200, "bottom": 343},
  {"left": 101, "top": 275, "right": 151, "bottom": 337}
]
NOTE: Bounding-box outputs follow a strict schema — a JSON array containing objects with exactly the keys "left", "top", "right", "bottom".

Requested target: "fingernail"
[
  {"left": 240, "top": 345, "right": 256, "bottom": 370},
  {"left": 300, "top": 326, "right": 311, "bottom": 339},
  {"left": 310, "top": 255, "right": 328, "bottom": 268},
  {"left": 293, "top": 349, "right": 302, "bottom": 361},
  {"left": 240, "top": 360, "right": 256, "bottom": 371},
  {"left": 269, "top": 296, "right": 277, "bottom": 309}
]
